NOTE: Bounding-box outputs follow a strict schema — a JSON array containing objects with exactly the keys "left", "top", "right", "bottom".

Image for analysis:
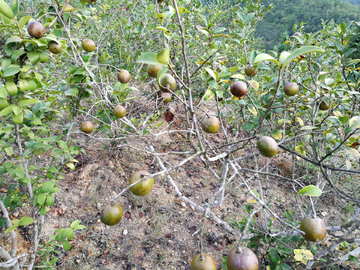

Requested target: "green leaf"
[
  {"left": 70, "top": 220, "right": 81, "bottom": 229},
  {"left": 298, "top": 185, "right": 322, "bottom": 197},
  {"left": 5, "top": 147, "right": 13, "bottom": 156},
  {"left": 203, "top": 89, "right": 215, "bottom": 101},
  {"left": 271, "top": 130, "right": 282, "bottom": 140},
  {"left": 66, "top": 162, "right": 75, "bottom": 170},
  {"left": 0, "top": 0, "right": 15, "bottom": 19},
  {"left": 0, "top": 86, "right": 7, "bottom": 98},
  {"left": 62, "top": 240, "right": 71, "bottom": 250},
  {"left": 45, "top": 194, "right": 54, "bottom": 206},
  {"left": 11, "top": 0, "right": 18, "bottom": 16},
  {"left": 344, "top": 147, "right": 360, "bottom": 158},
  {"left": 282, "top": 46, "right": 325, "bottom": 66},
  {"left": 12, "top": 106, "right": 21, "bottom": 115},
  {"left": 65, "top": 88, "right": 78, "bottom": 97},
  {"left": 18, "top": 16, "right": 31, "bottom": 28},
  {"left": 5, "top": 36, "right": 22, "bottom": 45},
  {"left": 136, "top": 52, "right": 167, "bottom": 66},
  {"left": 156, "top": 26, "right": 170, "bottom": 34},
  {"left": 19, "top": 216, "right": 34, "bottom": 226},
  {"left": 230, "top": 74, "right": 246, "bottom": 80},
  {"left": 340, "top": 22, "right": 346, "bottom": 33},
  {"left": 205, "top": 68, "right": 218, "bottom": 81},
  {"left": 18, "top": 99, "right": 39, "bottom": 107},
  {"left": 156, "top": 49, "right": 170, "bottom": 65},
  {"left": 42, "top": 181, "right": 55, "bottom": 193},
  {"left": 178, "top": 7, "right": 190, "bottom": 13},
  {"left": 348, "top": 116, "right": 360, "bottom": 131},
  {"left": 27, "top": 52, "right": 40, "bottom": 65},
  {"left": 40, "top": 206, "right": 46, "bottom": 215},
  {"left": 5, "top": 223, "right": 19, "bottom": 234},
  {"left": 3, "top": 65, "right": 21, "bottom": 77},
  {"left": 254, "top": 53, "right": 280, "bottom": 66},
  {"left": 0, "top": 104, "right": 15, "bottom": 116},
  {"left": 37, "top": 192, "right": 46, "bottom": 205},
  {"left": 49, "top": 187, "right": 61, "bottom": 194}
]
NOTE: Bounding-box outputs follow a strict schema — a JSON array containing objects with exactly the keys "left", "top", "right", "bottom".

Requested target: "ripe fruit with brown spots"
[
  {"left": 230, "top": 81, "right": 247, "bottom": 98},
  {"left": 147, "top": 64, "right": 162, "bottom": 78},
  {"left": 202, "top": 116, "right": 220, "bottom": 134},
  {"left": 100, "top": 202, "right": 123, "bottom": 226},
  {"left": 300, "top": 217, "right": 327, "bottom": 242},
  {"left": 27, "top": 21, "right": 45, "bottom": 38},
  {"left": 190, "top": 253, "right": 216, "bottom": 270},
  {"left": 284, "top": 82, "right": 299, "bottom": 96},
  {"left": 48, "top": 41, "right": 62, "bottom": 54},
  {"left": 129, "top": 170, "right": 154, "bottom": 196},
  {"left": 160, "top": 74, "right": 176, "bottom": 92},
  {"left": 113, "top": 105, "right": 126, "bottom": 118},
  {"left": 80, "top": 121, "right": 94, "bottom": 134},
  {"left": 257, "top": 136, "right": 278, "bottom": 157},
  {"left": 82, "top": 39, "right": 96, "bottom": 52},
  {"left": 226, "top": 247, "right": 259, "bottom": 270},
  {"left": 244, "top": 64, "right": 258, "bottom": 77},
  {"left": 319, "top": 101, "right": 330, "bottom": 110},
  {"left": 117, "top": 70, "right": 131, "bottom": 84}
]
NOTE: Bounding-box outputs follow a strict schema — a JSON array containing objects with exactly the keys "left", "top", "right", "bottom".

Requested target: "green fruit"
[
  {"left": 190, "top": 254, "right": 216, "bottom": 270},
  {"left": 202, "top": 116, "right": 220, "bottom": 133},
  {"left": 300, "top": 217, "right": 327, "bottom": 242},
  {"left": 113, "top": 105, "right": 126, "bottom": 118},
  {"left": 244, "top": 64, "right": 258, "bottom": 77},
  {"left": 48, "top": 41, "right": 62, "bottom": 54},
  {"left": 5, "top": 82, "right": 18, "bottom": 96},
  {"left": 129, "top": 170, "right": 154, "bottom": 196},
  {"left": 230, "top": 81, "right": 247, "bottom": 98},
  {"left": 40, "top": 52, "right": 49, "bottom": 63},
  {"left": 160, "top": 74, "right": 176, "bottom": 92},
  {"left": 147, "top": 64, "right": 162, "bottom": 78},
  {"left": 257, "top": 136, "right": 278, "bottom": 157},
  {"left": 161, "top": 93, "right": 172, "bottom": 104},
  {"left": 80, "top": 121, "right": 94, "bottom": 134},
  {"left": 319, "top": 101, "right": 330, "bottom": 110},
  {"left": 82, "top": 39, "right": 96, "bottom": 52},
  {"left": 117, "top": 70, "right": 131, "bottom": 84},
  {"left": 226, "top": 247, "right": 259, "bottom": 270},
  {"left": 283, "top": 82, "right": 299, "bottom": 96},
  {"left": 19, "top": 80, "right": 29, "bottom": 92},
  {"left": 27, "top": 21, "right": 45, "bottom": 39},
  {"left": 100, "top": 202, "right": 123, "bottom": 226},
  {"left": 12, "top": 113, "right": 23, "bottom": 124},
  {"left": 0, "top": 98, "right": 9, "bottom": 110}
]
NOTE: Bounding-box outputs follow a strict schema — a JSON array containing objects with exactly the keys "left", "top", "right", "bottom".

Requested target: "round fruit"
[
  {"left": 82, "top": 39, "right": 96, "bottom": 52},
  {"left": 160, "top": 74, "right": 176, "bottom": 92},
  {"left": 319, "top": 101, "right": 330, "bottom": 110},
  {"left": 5, "top": 82, "right": 18, "bottom": 96},
  {"left": 257, "top": 136, "right": 278, "bottom": 157},
  {"left": 27, "top": 21, "right": 45, "bottom": 39},
  {"left": 100, "top": 202, "right": 123, "bottom": 226},
  {"left": 48, "top": 41, "right": 62, "bottom": 54},
  {"left": 284, "top": 82, "right": 299, "bottom": 96},
  {"left": 244, "top": 64, "right": 258, "bottom": 77},
  {"left": 0, "top": 98, "right": 9, "bottom": 110},
  {"left": 113, "top": 105, "right": 126, "bottom": 118},
  {"left": 147, "top": 64, "right": 162, "bottom": 78},
  {"left": 202, "top": 116, "right": 220, "bottom": 134},
  {"left": 230, "top": 81, "right": 248, "bottom": 98},
  {"left": 129, "top": 170, "right": 154, "bottom": 196},
  {"left": 226, "top": 247, "right": 259, "bottom": 270},
  {"left": 161, "top": 93, "right": 172, "bottom": 104},
  {"left": 117, "top": 70, "right": 131, "bottom": 84},
  {"left": 80, "top": 121, "right": 94, "bottom": 134},
  {"left": 12, "top": 113, "right": 23, "bottom": 124},
  {"left": 300, "top": 217, "right": 327, "bottom": 242},
  {"left": 190, "top": 253, "right": 216, "bottom": 270}
]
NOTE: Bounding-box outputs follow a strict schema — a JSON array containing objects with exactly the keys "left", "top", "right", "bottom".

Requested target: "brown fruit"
[
  {"left": 300, "top": 217, "right": 327, "bottom": 242},
  {"left": 82, "top": 39, "right": 96, "bottom": 52},
  {"left": 257, "top": 136, "right": 278, "bottom": 157},
  {"left": 113, "top": 105, "right": 126, "bottom": 118},
  {"left": 147, "top": 64, "right": 162, "bottom": 78},
  {"left": 319, "top": 101, "right": 330, "bottom": 110},
  {"left": 117, "top": 70, "right": 131, "bottom": 84},
  {"left": 48, "top": 41, "right": 62, "bottom": 54},
  {"left": 230, "top": 81, "right": 248, "bottom": 98},
  {"left": 160, "top": 74, "right": 176, "bottom": 92},
  {"left": 244, "top": 64, "right": 258, "bottom": 77},
  {"left": 161, "top": 93, "right": 172, "bottom": 104},
  {"left": 202, "top": 116, "right": 220, "bottom": 133},
  {"left": 27, "top": 21, "right": 45, "bottom": 39},
  {"left": 100, "top": 202, "right": 123, "bottom": 226},
  {"left": 190, "top": 253, "right": 216, "bottom": 270},
  {"left": 80, "top": 121, "right": 94, "bottom": 134},
  {"left": 164, "top": 106, "right": 175, "bottom": 122},
  {"left": 226, "top": 247, "right": 259, "bottom": 270},
  {"left": 129, "top": 170, "right": 154, "bottom": 196},
  {"left": 283, "top": 82, "right": 299, "bottom": 96}
]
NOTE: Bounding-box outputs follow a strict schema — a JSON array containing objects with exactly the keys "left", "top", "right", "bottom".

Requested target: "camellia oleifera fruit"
[
  {"left": 190, "top": 253, "right": 216, "bottom": 270},
  {"left": 300, "top": 217, "right": 327, "bottom": 242},
  {"left": 160, "top": 74, "right": 176, "bottom": 92},
  {"left": 48, "top": 41, "right": 62, "bottom": 54},
  {"left": 161, "top": 93, "right": 172, "bottom": 104},
  {"left": 319, "top": 101, "right": 330, "bottom": 110},
  {"left": 129, "top": 170, "right": 154, "bottom": 196},
  {"left": 27, "top": 21, "right": 45, "bottom": 38},
  {"left": 226, "top": 247, "right": 259, "bottom": 270},
  {"left": 283, "top": 82, "right": 299, "bottom": 96},
  {"left": 113, "top": 105, "right": 126, "bottom": 118},
  {"left": 147, "top": 64, "right": 162, "bottom": 78},
  {"left": 257, "top": 136, "right": 278, "bottom": 157},
  {"left": 202, "top": 116, "right": 220, "bottom": 134},
  {"left": 100, "top": 202, "right": 123, "bottom": 226},
  {"left": 80, "top": 121, "right": 94, "bottom": 134},
  {"left": 244, "top": 64, "right": 258, "bottom": 77},
  {"left": 230, "top": 81, "right": 247, "bottom": 98},
  {"left": 117, "top": 70, "right": 131, "bottom": 84},
  {"left": 82, "top": 39, "right": 96, "bottom": 52}
]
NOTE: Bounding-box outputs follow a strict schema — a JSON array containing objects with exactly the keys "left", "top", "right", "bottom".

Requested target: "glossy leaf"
[
  {"left": 282, "top": 46, "right": 325, "bottom": 66},
  {"left": 254, "top": 53, "right": 280, "bottom": 66},
  {"left": 136, "top": 52, "right": 167, "bottom": 66},
  {"left": 0, "top": 0, "right": 15, "bottom": 19},
  {"left": 298, "top": 185, "right": 322, "bottom": 197},
  {"left": 19, "top": 216, "right": 34, "bottom": 226}
]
